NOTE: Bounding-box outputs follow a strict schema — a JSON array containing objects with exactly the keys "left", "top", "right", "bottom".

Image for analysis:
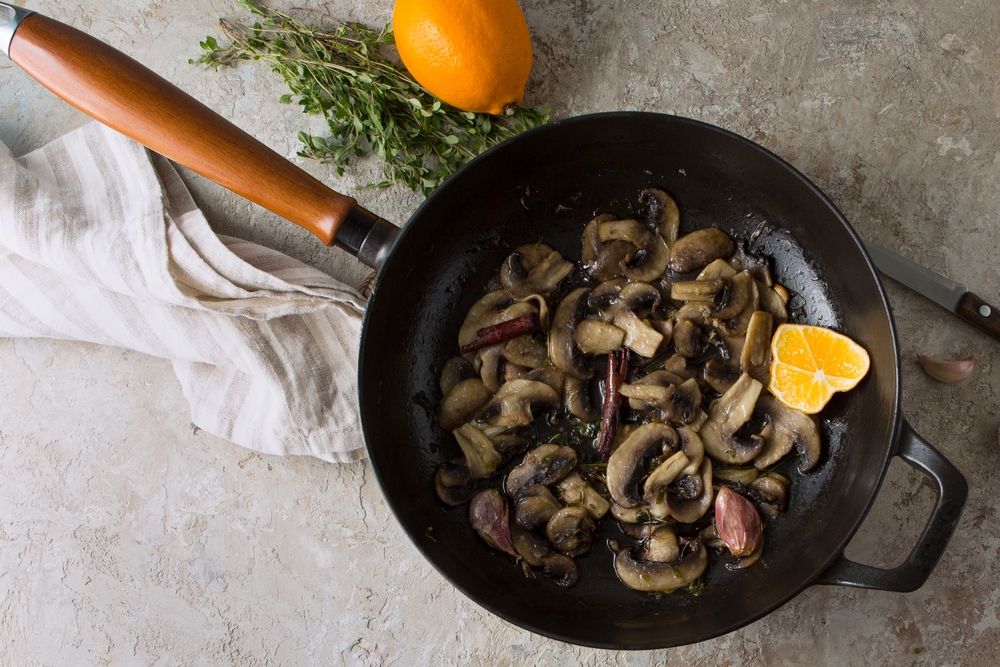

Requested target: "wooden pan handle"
[{"left": 9, "top": 13, "right": 355, "bottom": 246}]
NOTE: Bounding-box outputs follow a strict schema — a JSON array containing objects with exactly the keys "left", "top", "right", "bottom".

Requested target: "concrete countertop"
[{"left": 1, "top": 0, "right": 998, "bottom": 664}]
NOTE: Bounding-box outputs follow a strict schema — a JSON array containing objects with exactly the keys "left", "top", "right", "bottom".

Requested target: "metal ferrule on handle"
[{"left": 0, "top": 3, "right": 32, "bottom": 57}]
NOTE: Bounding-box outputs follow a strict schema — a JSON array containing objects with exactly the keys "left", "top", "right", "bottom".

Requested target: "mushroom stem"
[
  {"left": 596, "top": 349, "right": 629, "bottom": 460},
  {"left": 460, "top": 313, "right": 539, "bottom": 354}
]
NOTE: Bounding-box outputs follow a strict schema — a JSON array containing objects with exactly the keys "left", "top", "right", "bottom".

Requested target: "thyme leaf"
[{"left": 193, "top": 0, "right": 549, "bottom": 194}]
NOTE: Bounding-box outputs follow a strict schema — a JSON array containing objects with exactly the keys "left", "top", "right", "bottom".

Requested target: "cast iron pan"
[{"left": 4, "top": 5, "right": 968, "bottom": 649}]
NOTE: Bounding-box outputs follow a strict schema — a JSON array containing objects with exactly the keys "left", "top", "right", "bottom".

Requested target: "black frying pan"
[{"left": 4, "top": 5, "right": 968, "bottom": 649}]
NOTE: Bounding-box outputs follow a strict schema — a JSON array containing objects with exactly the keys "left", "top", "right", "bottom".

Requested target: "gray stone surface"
[{"left": 1, "top": 0, "right": 998, "bottom": 664}]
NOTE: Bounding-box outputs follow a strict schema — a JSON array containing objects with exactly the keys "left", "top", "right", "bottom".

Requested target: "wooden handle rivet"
[{"left": 979, "top": 305, "right": 992, "bottom": 317}]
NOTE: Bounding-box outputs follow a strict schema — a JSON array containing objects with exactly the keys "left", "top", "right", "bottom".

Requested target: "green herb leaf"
[{"left": 195, "top": 1, "right": 549, "bottom": 194}]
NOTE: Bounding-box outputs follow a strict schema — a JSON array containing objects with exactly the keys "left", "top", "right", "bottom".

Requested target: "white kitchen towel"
[{"left": 0, "top": 122, "right": 369, "bottom": 462}]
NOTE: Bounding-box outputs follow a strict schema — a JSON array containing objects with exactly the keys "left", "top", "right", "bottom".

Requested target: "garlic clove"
[
  {"left": 714, "top": 486, "right": 763, "bottom": 557},
  {"left": 916, "top": 354, "right": 975, "bottom": 384}
]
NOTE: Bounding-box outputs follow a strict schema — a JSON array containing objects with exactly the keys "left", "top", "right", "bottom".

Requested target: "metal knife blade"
[{"left": 863, "top": 241, "right": 966, "bottom": 312}]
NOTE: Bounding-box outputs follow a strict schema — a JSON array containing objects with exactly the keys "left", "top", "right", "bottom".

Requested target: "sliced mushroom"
[
  {"left": 469, "top": 489, "right": 516, "bottom": 556},
  {"left": 563, "top": 375, "right": 597, "bottom": 421},
  {"left": 671, "top": 278, "right": 726, "bottom": 303},
  {"left": 714, "top": 271, "right": 757, "bottom": 320},
  {"left": 673, "top": 319, "right": 704, "bottom": 358},
  {"left": 607, "top": 423, "right": 680, "bottom": 508},
  {"left": 622, "top": 237, "right": 670, "bottom": 283},
  {"left": 714, "top": 278, "right": 760, "bottom": 338},
  {"left": 511, "top": 526, "right": 550, "bottom": 567},
  {"left": 548, "top": 287, "right": 593, "bottom": 379},
  {"left": 649, "top": 319, "right": 674, "bottom": 345},
  {"left": 500, "top": 244, "right": 574, "bottom": 299},
  {"left": 611, "top": 502, "right": 650, "bottom": 524},
  {"left": 620, "top": 370, "right": 684, "bottom": 411},
  {"left": 669, "top": 228, "right": 735, "bottom": 274},
  {"left": 583, "top": 214, "right": 632, "bottom": 281},
  {"left": 556, "top": 472, "right": 611, "bottom": 519},
  {"left": 678, "top": 425, "right": 705, "bottom": 476},
  {"left": 722, "top": 333, "right": 746, "bottom": 371},
  {"left": 437, "top": 379, "right": 493, "bottom": 431},
  {"left": 478, "top": 345, "right": 506, "bottom": 392},
  {"left": 714, "top": 466, "right": 760, "bottom": 485},
  {"left": 666, "top": 458, "right": 714, "bottom": 523},
  {"left": 699, "top": 523, "right": 727, "bottom": 549},
  {"left": 452, "top": 423, "right": 503, "bottom": 479},
  {"left": 698, "top": 258, "right": 738, "bottom": 281},
  {"left": 643, "top": 525, "right": 681, "bottom": 563},
  {"left": 458, "top": 290, "right": 513, "bottom": 349},
  {"left": 515, "top": 485, "right": 562, "bottom": 530},
  {"left": 546, "top": 506, "right": 596, "bottom": 556},
  {"left": 700, "top": 373, "right": 765, "bottom": 465},
  {"left": 741, "top": 311, "right": 773, "bottom": 381},
  {"left": 640, "top": 187, "right": 681, "bottom": 246},
  {"left": 643, "top": 450, "right": 690, "bottom": 519},
  {"left": 574, "top": 319, "right": 626, "bottom": 355},
  {"left": 703, "top": 359, "right": 740, "bottom": 394},
  {"left": 758, "top": 282, "right": 789, "bottom": 323},
  {"left": 618, "top": 282, "right": 662, "bottom": 315},
  {"left": 674, "top": 303, "right": 713, "bottom": 327},
  {"left": 662, "top": 378, "right": 702, "bottom": 425},
  {"left": 663, "top": 354, "right": 695, "bottom": 379},
  {"left": 750, "top": 471, "right": 790, "bottom": 518},
  {"left": 502, "top": 335, "right": 549, "bottom": 369},
  {"left": 613, "top": 539, "right": 708, "bottom": 593},
  {"left": 491, "top": 433, "right": 529, "bottom": 461},
  {"left": 753, "top": 395, "right": 822, "bottom": 471},
  {"left": 598, "top": 219, "right": 647, "bottom": 245},
  {"left": 504, "top": 362, "right": 529, "bottom": 383},
  {"left": 525, "top": 367, "right": 566, "bottom": 394},
  {"left": 613, "top": 310, "right": 663, "bottom": 358},
  {"left": 587, "top": 278, "right": 626, "bottom": 316},
  {"left": 505, "top": 444, "right": 578, "bottom": 496},
  {"left": 476, "top": 379, "right": 560, "bottom": 430},
  {"left": 434, "top": 461, "right": 479, "bottom": 506},
  {"left": 728, "top": 540, "right": 764, "bottom": 570},
  {"left": 439, "top": 356, "right": 476, "bottom": 395},
  {"left": 542, "top": 553, "right": 579, "bottom": 587}
]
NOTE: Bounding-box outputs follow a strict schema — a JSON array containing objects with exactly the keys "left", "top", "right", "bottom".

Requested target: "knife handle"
[{"left": 956, "top": 292, "right": 1000, "bottom": 342}]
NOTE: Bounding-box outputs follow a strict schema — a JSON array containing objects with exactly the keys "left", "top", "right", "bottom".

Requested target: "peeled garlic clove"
[
  {"left": 916, "top": 354, "right": 974, "bottom": 384},
  {"left": 714, "top": 486, "right": 762, "bottom": 557}
]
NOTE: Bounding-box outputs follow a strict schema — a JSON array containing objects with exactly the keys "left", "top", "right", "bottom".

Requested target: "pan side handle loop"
[{"left": 815, "top": 420, "right": 967, "bottom": 592}]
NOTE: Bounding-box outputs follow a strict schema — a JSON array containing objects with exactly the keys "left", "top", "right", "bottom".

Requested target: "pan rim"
[{"left": 358, "top": 111, "right": 902, "bottom": 649}]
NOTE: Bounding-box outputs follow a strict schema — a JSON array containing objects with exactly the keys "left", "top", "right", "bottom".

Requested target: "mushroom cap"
[
  {"left": 613, "top": 538, "right": 709, "bottom": 593},
  {"left": 753, "top": 395, "right": 822, "bottom": 471},
  {"left": 607, "top": 422, "right": 680, "bottom": 508},
  {"left": 701, "top": 373, "right": 766, "bottom": 465},
  {"left": 639, "top": 187, "right": 681, "bottom": 246},
  {"left": 514, "top": 485, "right": 562, "bottom": 529},
  {"left": 545, "top": 506, "right": 596, "bottom": 556},
  {"left": 505, "top": 444, "right": 578, "bottom": 497},
  {"left": 668, "top": 228, "right": 736, "bottom": 274},
  {"left": 437, "top": 378, "right": 493, "bottom": 431},
  {"left": 548, "top": 287, "right": 593, "bottom": 379},
  {"left": 500, "top": 244, "right": 574, "bottom": 299}
]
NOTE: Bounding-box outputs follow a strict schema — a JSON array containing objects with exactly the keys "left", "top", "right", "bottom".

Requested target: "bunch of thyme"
[{"left": 194, "top": 0, "right": 549, "bottom": 194}]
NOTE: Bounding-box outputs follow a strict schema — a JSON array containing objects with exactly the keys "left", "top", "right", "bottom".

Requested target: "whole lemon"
[{"left": 392, "top": 0, "right": 534, "bottom": 115}]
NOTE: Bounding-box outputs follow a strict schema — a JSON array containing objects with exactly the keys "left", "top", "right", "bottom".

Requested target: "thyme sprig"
[{"left": 194, "top": 0, "right": 549, "bottom": 194}]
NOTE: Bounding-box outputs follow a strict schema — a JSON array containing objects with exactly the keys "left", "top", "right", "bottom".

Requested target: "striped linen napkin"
[{"left": 0, "top": 123, "right": 369, "bottom": 462}]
